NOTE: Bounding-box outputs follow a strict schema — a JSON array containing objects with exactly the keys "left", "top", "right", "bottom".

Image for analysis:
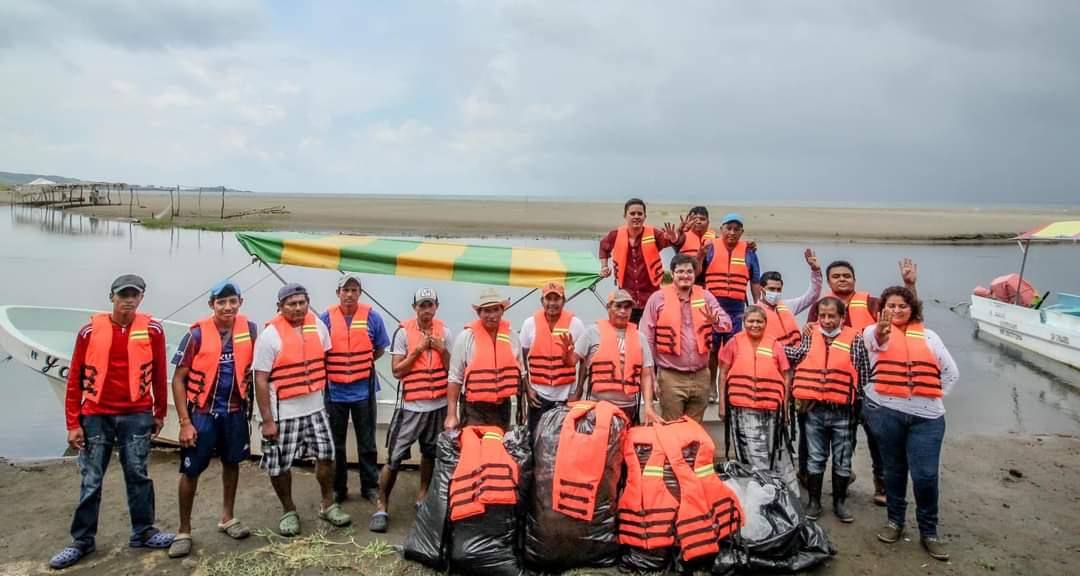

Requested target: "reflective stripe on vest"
[
  {"left": 81, "top": 313, "right": 154, "bottom": 404},
  {"left": 617, "top": 425, "right": 679, "bottom": 550},
  {"left": 186, "top": 315, "right": 253, "bottom": 409},
  {"left": 704, "top": 240, "right": 750, "bottom": 300},
  {"left": 655, "top": 285, "right": 711, "bottom": 357},
  {"left": 872, "top": 323, "right": 942, "bottom": 398},
  {"left": 552, "top": 401, "right": 628, "bottom": 521},
  {"left": 527, "top": 309, "right": 577, "bottom": 388},
  {"left": 400, "top": 318, "right": 448, "bottom": 402},
  {"left": 589, "top": 320, "right": 643, "bottom": 396},
  {"left": 449, "top": 426, "right": 519, "bottom": 521},
  {"left": 792, "top": 327, "right": 858, "bottom": 405},
  {"left": 763, "top": 302, "right": 801, "bottom": 347},
  {"left": 679, "top": 228, "right": 716, "bottom": 255},
  {"left": 326, "top": 304, "right": 373, "bottom": 384},
  {"left": 613, "top": 225, "right": 664, "bottom": 290},
  {"left": 725, "top": 333, "right": 786, "bottom": 411},
  {"left": 835, "top": 291, "right": 876, "bottom": 331},
  {"left": 464, "top": 319, "right": 520, "bottom": 403},
  {"left": 268, "top": 312, "right": 327, "bottom": 400}
]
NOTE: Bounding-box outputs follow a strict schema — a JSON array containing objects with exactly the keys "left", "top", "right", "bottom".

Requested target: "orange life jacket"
[
  {"left": 400, "top": 318, "right": 448, "bottom": 402},
  {"left": 763, "top": 302, "right": 801, "bottom": 347},
  {"left": 186, "top": 315, "right": 253, "bottom": 409},
  {"left": 872, "top": 323, "right": 942, "bottom": 399},
  {"left": 449, "top": 426, "right": 519, "bottom": 521},
  {"left": 830, "top": 291, "right": 876, "bottom": 331},
  {"left": 725, "top": 333, "right": 786, "bottom": 411},
  {"left": 653, "top": 418, "right": 744, "bottom": 561},
  {"left": 552, "top": 401, "right": 628, "bottom": 521},
  {"left": 613, "top": 225, "right": 664, "bottom": 290},
  {"left": 705, "top": 240, "right": 750, "bottom": 300},
  {"left": 81, "top": 313, "right": 154, "bottom": 404},
  {"left": 618, "top": 425, "right": 679, "bottom": 550},
  {"left": 792, "top": 327, "right": 858, "bottom": 405},
  {"left": 588, "top": 320, "right": 643, "bottom": 396},
  {"left": 654, "top": 285, "right": 711, "bottom": 357},
  {"left": 464, "top": 320, "right": 521, "bottom": 403},
  {"left": 267, "top": 312, "right": 327, "bottom": 401},
  {"left": 527, "top": 310, "right": 577, "bottom": 388},
  {"left": 325, "top": 304, "right": 373, "bottom": 384},
  {"left": 679, "top": 228, "right": 717, "bottom": 255}
]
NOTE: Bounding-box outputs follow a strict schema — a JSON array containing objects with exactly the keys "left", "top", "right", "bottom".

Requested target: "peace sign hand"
[
  {"left": 875, "top": 309, "right": 893, "bottom": 345},
  {"left": 679, "top": 213, "right": 693, "bottom": 233},
  {"left": 804, "top": 248, "right": 820, "bottom": 272},
  {"left": 700, "top": 304, "right": 723, "bottom": 327},
  {"left": 662, "top": 221, "right": 680, "bottom": 244},
  {"left": 557, "top": 332, "right": 574, "bottom": 351}
]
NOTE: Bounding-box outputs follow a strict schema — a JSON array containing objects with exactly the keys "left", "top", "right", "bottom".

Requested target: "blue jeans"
[
  {"left": 70, "top": 412, "right": 157, "bottom": 549},
  {"left": 863, "top": 401, "right": 946, "bottom": 537},
  {"left": 805, "top": 403, "right": 855, "bottom": 476}
]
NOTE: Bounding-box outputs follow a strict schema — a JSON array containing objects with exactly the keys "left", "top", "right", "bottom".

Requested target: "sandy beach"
[
  {"left": 7, "top": 188, "right": 1071, "bottom": 242},
  {"left": 1, "top": 433, "right": 1077, "bottom": 575}
]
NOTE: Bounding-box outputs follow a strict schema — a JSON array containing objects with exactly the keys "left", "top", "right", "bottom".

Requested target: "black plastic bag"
[
  {"left": 403, "top": 430, "right": 457, "bottom": 569},
  {"left": 526, "top": 404, "right": 628, "bottom": 572}
]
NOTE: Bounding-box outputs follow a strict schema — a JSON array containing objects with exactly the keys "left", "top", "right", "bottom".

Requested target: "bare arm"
[
  {"left": 445, "top": 382, "right": 461, "bottom": 431},
  {"left": 254, "top": 370, "right": 273, "bottom": 423}
]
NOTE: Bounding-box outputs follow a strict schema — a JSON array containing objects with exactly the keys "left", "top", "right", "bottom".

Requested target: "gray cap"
[
  {"left": 110, "top": 274, "right": 146, "bottom": 295},
  {"left": 414, "top": 287, "right": 439, "bottom": 305},
  {"left": 277, "top": 282, "right": 308, "bottom": 303},
  {"left": 337, "top": 274, "right": 362, "bottom": 289},
  {"left": 607, "top": 289, "right": 634, "bottom": 305}
]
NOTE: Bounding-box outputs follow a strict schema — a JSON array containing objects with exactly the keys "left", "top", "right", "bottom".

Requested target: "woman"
[
  {"left": 862, "top": 286, "right": 958, "bottom": 562},
  {"left": 718, "top": 306, "right": 799, "bottom": 496}
]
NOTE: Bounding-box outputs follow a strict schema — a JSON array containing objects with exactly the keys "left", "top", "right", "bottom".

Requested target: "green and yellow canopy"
[
  {"left": 1015, "top": 221, "right": 1080, "bottom": 241},
  {"left": 236, "top": 232, "right": 602, "bottom": 294}
]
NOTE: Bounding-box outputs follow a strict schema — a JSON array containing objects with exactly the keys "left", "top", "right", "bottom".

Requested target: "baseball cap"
[
  {"left": 541, "top": 281, "right": 565, "bottom": 298},
  {"left": 607, "top": 289, "right": 634, "bottom": 305},
  {"left": 209, "top": 280, "right": 241, "bottom": 300},
  {"left": 110, "top": 274, "right": 146, "bottom": 295},
  {"left": 414, "top": 287, "right": 439, "bottom": 305},
  {"left": 720, "top": 212, "right": 744, "bottom": 226},
  {"left": 277, "top": 282, "right": 308, "bottom": 303},
  {"left": 337, "top": 274, "right": 362, "bottom": 289}
]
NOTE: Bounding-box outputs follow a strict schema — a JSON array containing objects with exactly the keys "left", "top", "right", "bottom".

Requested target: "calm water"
[{"left": 1, "top": 205, "right": 1078, "bottom": 459}]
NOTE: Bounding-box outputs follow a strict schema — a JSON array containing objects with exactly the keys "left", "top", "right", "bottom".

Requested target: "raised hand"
[
  {"left": 899, "top": 258, "right": 918, "bottom": 286},
  {"left": 679, "top": 213, "right": 692, "bottom": 232},
  {"left": 875, "top": 309, "right": 893, "bottom": 345},
  {"left": 662, "top": 221, "right": 680, "bottom": 244},
  {"left": 557, "top": 332, "right": 574, "bottom": 352},
  {"left": 700, "top": 304, "right": 723, "bottom": 327},
  {"left": 804, "top": 248, "right": 820, "bottom": 272}
]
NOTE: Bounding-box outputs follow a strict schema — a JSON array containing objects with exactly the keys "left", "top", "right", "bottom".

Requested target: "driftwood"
[{"left": 222, "top": 205, "right": 289, "bottom": 219}]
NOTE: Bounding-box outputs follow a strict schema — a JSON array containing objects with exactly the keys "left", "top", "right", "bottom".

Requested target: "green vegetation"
[
  {"left": 199, "top": 530, "right": 427, "bottom": 576},
  {"left": 138, "top": 217, "right": 270, "bottom": 232}
]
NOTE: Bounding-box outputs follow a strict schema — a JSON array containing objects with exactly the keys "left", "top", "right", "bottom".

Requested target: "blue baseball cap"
[
  {"left": 209, "top": 280, "right": 241, "bottom": 300},
  {"left": 720, "top": 212, "right": 744, "bottom": 226}
]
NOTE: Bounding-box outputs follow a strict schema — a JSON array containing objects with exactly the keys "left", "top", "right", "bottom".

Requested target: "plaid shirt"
[{"left": 784, "top": 331, "right": 872, "bottom": 398}]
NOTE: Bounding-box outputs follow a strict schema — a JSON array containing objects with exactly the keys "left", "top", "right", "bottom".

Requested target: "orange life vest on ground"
[
  {"left": 186, "top": 315, "right": 253, "bottom": 409},
  {"left": 464, "top": 320, "right": 521, "bottom": 403},
  {"left": 613, "top": 225, "right": 664, "bottom": 290},
  {"left": 400, "top": 318, "right": 449, "bottom": 402},
  {"left": 449, "top": 426, "right": 519, "bottom": 521},
  {"left": 588, "top": 320, "right": 644, "bottom": 396},
  {"left": 81, "top": 313, "right": 154, "bottom": 404},
  {"left": 725, "top": 333, "right": 786, "bottom": 411},
  {"left": 831, "top": 291, "right": 876, "bottom": 331},
  {"left": 654, "top": 285, "right": 711, "bottom": 357},
  {"left": 528, "top": 310, "right": 577, "bottom": 388},
  {"left": 872, "top": 323, "right": 942, "bottom": 399},
  {"left": 267, "top": 312, "right": 327, "bottom": 401},
  {"left": 792, "top": 327, "right": 858, "bottom": 405},
  {"left": 705, "top": 240, "right": 750, "bottom": 300},
  {"left": 325, "top": 304, "right": 374, "bottom": 385},
  {"left": 618, "top": 425, "right": 680, "bottom": 550},
  {"left": 652, "top": 418, "right": 744, "bottom": 561},
  {"left": 552, "top": 401, "right": 628, "bottom": 521},
  {"left": 763, "top": 302, "right": 801, "bottom": 347},
  {"left": 679, "top": 228, "right": 717, "bottom": 255}
]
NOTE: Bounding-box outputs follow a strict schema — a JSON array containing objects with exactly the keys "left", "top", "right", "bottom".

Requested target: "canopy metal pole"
[
  {"left": 507, "top": 288, "right": 538, "bottom": 311},
  {"left": 162, "top": 260, "right": 255, "bottom": 320},
  {"left": 565, "top": 285, "right": 591, "bottom": 303},
  {"left": 1014, "top": 239, "right": 1031, "bottom": 305},
  {"left": 588, "top": 285, "right": 608, "bottom": 307},
  {"left": 257, "top": 254, "right": 290, "bottom": 286},
  {"left": 337, "top": 270, "right": 403, "bottom": 325}
]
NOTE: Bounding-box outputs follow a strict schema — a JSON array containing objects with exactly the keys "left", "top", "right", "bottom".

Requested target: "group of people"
[{"left": 48, "top": 197, "right": 959, "bottom": 569}]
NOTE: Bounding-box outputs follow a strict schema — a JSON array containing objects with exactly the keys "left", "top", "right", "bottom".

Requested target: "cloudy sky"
[{"left": 1, "top": 1, "right": 1077, "bottom": 204}]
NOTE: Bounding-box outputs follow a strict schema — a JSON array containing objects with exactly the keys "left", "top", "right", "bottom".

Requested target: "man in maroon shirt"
[
  {"left": 598, "top": 198, "right": 681, "bottom": 324},
  {"left": 49, "top": 274, "right": 175, "bottom": 570}
]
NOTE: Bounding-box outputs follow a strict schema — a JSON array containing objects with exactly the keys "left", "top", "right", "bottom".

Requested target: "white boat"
[{"left": 970, "top": 221, "right": 1080, "bottom": 370}]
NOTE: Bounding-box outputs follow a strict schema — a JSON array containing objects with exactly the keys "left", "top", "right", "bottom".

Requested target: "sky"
[{"left": 1, "top": 0, "right": 1078, "bottom": 204}]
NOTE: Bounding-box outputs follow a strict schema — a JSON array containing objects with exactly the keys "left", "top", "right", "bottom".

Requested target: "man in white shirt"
[{"left": 519, "top": 281, "right": 587, "bottom": 435}]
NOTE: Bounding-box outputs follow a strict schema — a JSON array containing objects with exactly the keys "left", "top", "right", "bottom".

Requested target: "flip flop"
[
  {"left": 279, "top": 511, "right": 301, "bottom": 537},
  {"left": 217, "top": 518, "right": 251, "bottom": 540},
  {"left": 319, "top": 503, "right": 352, "bottom": 527},
  {"left": 48, "top": 545, "right": 94, "bottom": 570},
  {"left": 167, "top": 534, "right": 192, "bottom": 559},
  {"left": 130, "top": 530, "right": 176, "bottom": 549},
  {"left": 369, "top": 511, "right": 389, "bottom": 533}
]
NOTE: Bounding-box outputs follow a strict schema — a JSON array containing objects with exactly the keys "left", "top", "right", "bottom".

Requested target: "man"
[
  {"left": 446, "top": 288, "right": 524, "bottom": 431},
  {"left": 253, "top": 283, "right": 351, "bottom": 537},
  {"left": 50, "top": 274, "right": 175, "bottom": 570},
  {"left": 640, "top": 253, "right": 731, "bottom": 423},
  {"left": 675, "top": 206, "right": 716, "bottom": 255},
  {"left": 572, "top": 289, "right": 656, "bottom": 424},
  {"left": 598, "top": 198, "right": 682, "bottom": 324},
  {"left": 520, "top": 281, "right": 586, "bottom": 434},
  {"left": 167, "top": 281, "right": 256, "bottom": 558},
  {"left": 319, "top": 274, "right": 389, "bottom": 504},
  {"left": 370, "top": 288, "right": 452, "bottom": 533}
]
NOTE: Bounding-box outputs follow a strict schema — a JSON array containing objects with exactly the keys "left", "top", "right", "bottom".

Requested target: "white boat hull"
[{"left": 970, "top": 295, "right": 1080, "bottom": 370}]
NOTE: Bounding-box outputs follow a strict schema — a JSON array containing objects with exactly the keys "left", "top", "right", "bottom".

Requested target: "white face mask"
[
  {"left": 820, "top": 325, "right": 842, "bottom": 338},
  {"left": 762, "top": 291, "right": 781, "bottom": 305}
]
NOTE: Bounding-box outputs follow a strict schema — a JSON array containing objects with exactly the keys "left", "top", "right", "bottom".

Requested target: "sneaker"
[
  {"left": 877, "top": 522, "right": 903, "bottom": 544},
  {"left": 921, "top": 537, "right": 950, "bottom": 561}
]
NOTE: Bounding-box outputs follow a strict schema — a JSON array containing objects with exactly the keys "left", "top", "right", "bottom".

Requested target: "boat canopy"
[
  {"left": 235, "top": 232, "right": 603, "bottom": 294},
  {"left": 1014, "top": 221, "right": 1080, "bottom": 241}
]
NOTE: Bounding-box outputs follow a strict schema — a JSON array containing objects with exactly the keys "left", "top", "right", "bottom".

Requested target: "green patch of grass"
[
  {"left": 199, "top": 530, "right": 410, "bottom": 576},
  {"left": 137, "top": 217, "right": 270, "bottom": 232}
]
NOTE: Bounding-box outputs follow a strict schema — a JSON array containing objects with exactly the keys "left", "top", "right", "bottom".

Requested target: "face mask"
[
  {"left": 762, "top": 291, "right": 781, "bottom": 305},
  {"left": 820, "top": 325, "right": 842, "bottom": 338}
]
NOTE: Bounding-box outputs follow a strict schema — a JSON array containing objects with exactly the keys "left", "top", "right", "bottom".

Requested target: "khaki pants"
[{"left": 657, "top": 366, "right": 710, "bottom": 422}]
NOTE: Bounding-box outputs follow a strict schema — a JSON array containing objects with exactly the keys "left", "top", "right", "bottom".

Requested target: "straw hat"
[{"left": 473, "top": 287, "right": 510, "bottom": 310}]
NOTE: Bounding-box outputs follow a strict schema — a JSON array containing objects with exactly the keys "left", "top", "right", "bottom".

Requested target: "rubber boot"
[
  {"left": 833, "top": 472, "right": 854, "bottom": 523},
  {"left": 804, "top": 473, "right": 824, "bottom": 520}
]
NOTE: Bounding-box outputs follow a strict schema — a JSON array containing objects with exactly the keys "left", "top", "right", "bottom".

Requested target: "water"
[{"left": 1, "top": 205, "right": 1078, "bottom": 459}]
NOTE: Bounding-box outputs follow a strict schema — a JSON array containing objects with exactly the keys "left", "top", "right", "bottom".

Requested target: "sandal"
[
  {"left": 279, "top": 511, "right": 301, "bottom": 537},
  {"left": 49, "top": 545, "right": 94, "bottom": 570},
  {"left": 217, "top": 518, "right": 251, "bottom": 540},
  {"left": 167, "top": 534, "right": 193, "bottom": 559},
  {"left": 130, "top": 529, "right": 176, "bottom": 549},
  {"left": 369, "top": 511, "right": 389, "bottom": 533},
  {"left": 319, "top": 503, "right": 352, "bottom": 527}
]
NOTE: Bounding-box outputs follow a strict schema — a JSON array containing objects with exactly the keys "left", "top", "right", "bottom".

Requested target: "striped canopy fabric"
[
  {"left": 1014, "top": 221, "right": 1080, "bottom": 241},
  {"left": 236, "top": 232, "right": 603, "bottom": 294}
]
